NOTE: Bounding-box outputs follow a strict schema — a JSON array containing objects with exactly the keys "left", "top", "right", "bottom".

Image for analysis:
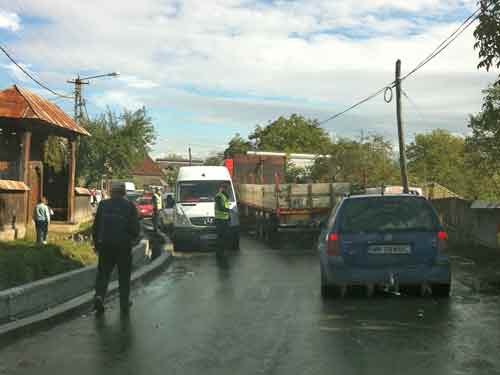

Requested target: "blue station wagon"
[{"left": 318, "top": 194, "right": 451, "bottom": 298}]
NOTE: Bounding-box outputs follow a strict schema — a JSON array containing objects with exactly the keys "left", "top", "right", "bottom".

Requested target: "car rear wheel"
[
  {"left": 321, "top": 270, "right": 341, "bottom": 298},
  {"left": 432, "top": 283, "right": 451, "bottom": 297}
]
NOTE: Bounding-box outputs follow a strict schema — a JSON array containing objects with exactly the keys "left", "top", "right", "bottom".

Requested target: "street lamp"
[{"left": 67, "top": 72, "right": 120, "bottom": 123}]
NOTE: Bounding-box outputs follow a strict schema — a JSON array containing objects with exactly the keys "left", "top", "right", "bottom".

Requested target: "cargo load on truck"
[{"left": 227, "top": 152, "right": 350, "bottom": 248}]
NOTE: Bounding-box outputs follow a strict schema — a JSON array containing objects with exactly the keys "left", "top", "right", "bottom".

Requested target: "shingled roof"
[
  {"left": 131, "top": 155, "right": 164, "bottom": 177},
  {"left": 0, "top": 85, "right": 90, "bottom": 136}
]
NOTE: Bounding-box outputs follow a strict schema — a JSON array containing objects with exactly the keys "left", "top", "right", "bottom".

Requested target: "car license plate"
[
  {"left": 368, "top": 245, "right": 411, "bottom": 254},
  {"left": 201, "top": 234, "right": 217, "bottom": 241}
]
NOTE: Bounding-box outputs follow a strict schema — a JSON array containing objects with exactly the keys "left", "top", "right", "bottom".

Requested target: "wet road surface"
[{"left": 1, "top": 235, "right": 500, "bottom": 375}]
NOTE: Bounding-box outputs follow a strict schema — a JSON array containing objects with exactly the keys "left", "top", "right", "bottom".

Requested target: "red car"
[{"left": 136, "top": 196, "right": 154, "bottom": 218}]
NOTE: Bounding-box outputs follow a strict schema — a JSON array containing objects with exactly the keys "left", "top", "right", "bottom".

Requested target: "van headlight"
[{"left": 174, "top": 206, "right": 191, "bottom": 226}]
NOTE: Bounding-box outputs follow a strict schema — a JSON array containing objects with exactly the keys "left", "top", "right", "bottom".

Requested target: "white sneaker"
[{"left": 43, "top": 241, "right": 48, "bottom": 245}]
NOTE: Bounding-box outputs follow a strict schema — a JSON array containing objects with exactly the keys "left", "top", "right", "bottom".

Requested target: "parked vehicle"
[
  {"left": 126, "top": 191, "right": 141, "bottom": 204},
  {"left": 172, "top": 166, "right": 239, "bottom": 251},
  {"left": 238, "top": 182, "right": 350, "bottom": 248},
  {"left": 228, "top": 153, "right": 349, "bottom": 248},
  {"left": 318, "top": 194, "right": 451, "bottom": 298},
  {"left": 136, "top": 196, "right": 154, "bottom": 219}
]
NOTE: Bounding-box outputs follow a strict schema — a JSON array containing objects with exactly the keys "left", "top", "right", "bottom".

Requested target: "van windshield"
[
  {"left": 339, "top": 196, "right": 439, "bottom": 233},
  {"left": 178, "top": 181, "right": 235, "bottom": 203}
]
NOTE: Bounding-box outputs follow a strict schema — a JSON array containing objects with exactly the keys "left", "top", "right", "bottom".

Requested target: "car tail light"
[
  {"left": 437, "top": 231, "right": 448, "bottom": 252},
  {"left": 327, "top": 233, "right": 340, "bottom": 256}
]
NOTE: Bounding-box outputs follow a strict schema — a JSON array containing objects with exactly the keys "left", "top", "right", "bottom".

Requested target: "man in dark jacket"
[{"left": 92, "top": 182, "right": 140, "bottom": 315}]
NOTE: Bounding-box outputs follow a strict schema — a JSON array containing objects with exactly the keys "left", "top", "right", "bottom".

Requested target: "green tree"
[
  {"left": 43, "top": 136, "right": 67, "bottom": 174},
  {"left": 249, "top": 114, "right": 331, "bottom": 153},
  {"left": 223, "top": 134, "right": 253, "bottom": 158},
  {"left": 311, "top": 135, "right": 399, "bottom": 187},
  {"left": 407, "top": 130, "right": 467, "bottom": 195},
  {"left": 466, "top": 85, "right": 500, "bottom": 198},
  {"left": 77, "top": 107, "right": 156, "bottom": 186},
  {"left": 474, "top": 0, "right": 500, "bottom": 83},
  {"left": 285, "top": 161, "right": 310, "bottom": 183},
  {"left": 204, "top": 152, "right": 224, "bottom": 166}
]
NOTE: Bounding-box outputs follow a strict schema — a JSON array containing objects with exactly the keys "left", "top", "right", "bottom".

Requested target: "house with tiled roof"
[{"left": 130, "top": 155, "right": 166, "bottom": 189}]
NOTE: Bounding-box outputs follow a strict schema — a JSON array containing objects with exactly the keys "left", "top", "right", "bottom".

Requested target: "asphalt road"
[{"left": 1, "top": 235, "right": 500, "bottom": 375}]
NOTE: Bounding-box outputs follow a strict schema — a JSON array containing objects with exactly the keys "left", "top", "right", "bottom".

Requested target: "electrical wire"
[
  {"left": 0, "top": 45, "right": 74, "bottom": 99},
  {"left": 318, "top": 0, "right": 495, "bottom": 125},
  {"left": 400, "top": 1, "right": 496, "bottom": 81},
  {"left": 318, "top": 84, "right": 394, "bottom": 125}
]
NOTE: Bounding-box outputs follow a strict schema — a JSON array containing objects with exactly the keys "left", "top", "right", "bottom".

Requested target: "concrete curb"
[
  {"left": 0, "top": 239, "right": 149, "bottom": 324},
  {"left": 0, "top": 244, "right": 173, "bottom": 344}
]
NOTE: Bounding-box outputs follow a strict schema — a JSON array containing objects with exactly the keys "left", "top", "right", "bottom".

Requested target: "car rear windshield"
[
  {"left": 178, "top": 181, "right": 235, "bottom": 203},
  {"left": 339, "top": 196, "right": 439, "bottom": 233}
]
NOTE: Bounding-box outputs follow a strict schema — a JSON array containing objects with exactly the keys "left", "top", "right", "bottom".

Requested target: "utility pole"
[
  {"left": 188, "top": 147, "right": 192, "bottom": 166},
  {"left": 67, "top": 75, "right": 87, "bottom": 124},
  {"left": 395, "top": 59, "right": 409, "bottom": 194},
  {"left": 67, "top": 72, "right": 119, "bottom": 125}
]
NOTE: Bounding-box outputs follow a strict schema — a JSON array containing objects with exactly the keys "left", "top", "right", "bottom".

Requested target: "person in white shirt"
[{"left": 33, "top": 197, "right": 51, "bottom": 245}]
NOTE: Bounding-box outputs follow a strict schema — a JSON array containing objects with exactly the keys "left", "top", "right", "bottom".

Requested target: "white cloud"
[
  {"left": 0, "top": 10, "right": 20, "bottom": 31},
  {"left": 92, "top": 90, "right": 145, "bottom": 111},
  {"left": 2, "top": 62, "right": 31, "bottom": 82},
  {"left": 0, "top": 0, "right": 497, "bottom": 156},
  {"left": 119, "top": 75, "right": 159, "bottom": 89}
]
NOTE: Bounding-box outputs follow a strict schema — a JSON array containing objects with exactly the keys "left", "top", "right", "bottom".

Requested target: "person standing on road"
[
  {"left": 152, "top": 188, "right": 163, "bottom": 232},
  {"left": 92, "top": 182, "right": 140, "bottom": 315},
  {"left": 214, "top": 183, "right": 231, "bottom": 257},
  {"left": 33, "top": 197, "right": 51, "bottom": 245}
]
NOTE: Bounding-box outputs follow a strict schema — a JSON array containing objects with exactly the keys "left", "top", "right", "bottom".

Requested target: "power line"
[
  {"left": 319, "top": 1, "right": 494, "bottom": 125},
  {"left": 318, "top": 84, "right": 394, "bottom": 125},
  {"left": 400, "top": 2, "right": 492, "bottom": 81},
  {"left": 0, "top": 45, "right": 73, "bottom": 99}
]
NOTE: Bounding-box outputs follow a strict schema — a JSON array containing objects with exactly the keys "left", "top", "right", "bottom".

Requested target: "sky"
[{"left": 0, "top": 0, "right": 498, "bottom": 160}]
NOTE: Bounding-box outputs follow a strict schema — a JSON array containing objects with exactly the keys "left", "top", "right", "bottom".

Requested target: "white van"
[{"left": 172, "top": 166, "right": 239, "bottom": 251}]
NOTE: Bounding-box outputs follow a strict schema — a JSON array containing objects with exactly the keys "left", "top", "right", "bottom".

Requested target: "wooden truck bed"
[{"left": 237, "top": 183, "right": 350, "bottom": 213}]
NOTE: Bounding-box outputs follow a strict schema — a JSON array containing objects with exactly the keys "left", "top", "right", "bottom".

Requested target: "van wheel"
[{"left": 432, "top": 283, "right": 451, "bottom": 297}]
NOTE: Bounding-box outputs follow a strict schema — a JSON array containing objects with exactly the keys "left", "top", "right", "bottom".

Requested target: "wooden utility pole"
[{"left": 395, "top": 59, "right": 409, "bottom": 194}]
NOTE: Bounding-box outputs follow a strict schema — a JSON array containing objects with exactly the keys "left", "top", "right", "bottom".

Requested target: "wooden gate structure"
[{"left": 0, "top": 85, "right": 90, "bottom": 239}]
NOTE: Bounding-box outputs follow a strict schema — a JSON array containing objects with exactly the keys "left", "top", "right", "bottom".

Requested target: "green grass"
[{"left": 0, "top": 236, "right": 96, "bottom": 291}]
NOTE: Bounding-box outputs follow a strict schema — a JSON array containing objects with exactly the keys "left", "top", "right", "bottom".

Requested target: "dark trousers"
[
  {"left": 35, "top": 220, "right": 48, "bottom": 244},
  {"left": 215, "top": 219, "right": 229, "bottom": 255},
  {"left": 95, "top": 244, "right": 132, "bottom": 309},
  {"left": 153, "top": 209, "right": 159, "bottom": 232}
]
